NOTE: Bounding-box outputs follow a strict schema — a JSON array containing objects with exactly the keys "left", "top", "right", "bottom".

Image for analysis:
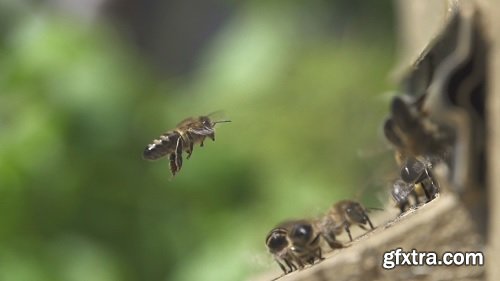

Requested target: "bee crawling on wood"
[
  {"left": 266, "top": 226, "right": 298, "bottom": 274},
  {"left": 391, "top": 153, "right": 440, "bottom": 213},
  {"left": 265, "top": 220, "right": 317, "bottom": 274},
  {"left": 318, "top": 200, "right": 375, "bottom": 242},
  {"left": 266, "top": 219, "right": 343, "bottom": 274},
  {"left": 265, "top": 201, "right": 376, "bottom": 274},
  {"left": 143, "top": 113, "right": 231, "bottom": 176}
]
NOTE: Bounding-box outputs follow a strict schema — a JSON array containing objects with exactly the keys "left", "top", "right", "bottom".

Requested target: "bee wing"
[
  {"left": 392, "top": 179, "right": 415, "bottom": 202},
  {"left": 188, "top": 127, "right": 214, "bottom": 136},
  {"left": 206, "top": 110, "right": 226, "bottom": 119}
]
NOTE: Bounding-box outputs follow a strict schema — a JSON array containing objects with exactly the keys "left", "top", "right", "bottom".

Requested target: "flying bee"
[
  {"left": 143, "top": 114, "right": 231, "bottom": 176},
  {"left": 318, "top": 200, "right": 375, "bottom": 243},
  {"left": 265, "top": 220, "right": 325, "bottom": 274}
]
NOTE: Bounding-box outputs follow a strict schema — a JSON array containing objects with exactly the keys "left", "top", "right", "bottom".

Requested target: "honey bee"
[
  {"left": 318, "top": 200, "right": 375, "bottom": 242},
  {"left": 383, "top": 95, "right": 450, "bottom": 158},
  {"left": 265, "top": 219, "right": 326, "bottom": 274},
  {"left": 265, "top": 225, "right": 300, "bottom": 274},
  {"left": 399, "top": 156, "right": 438, "bottom": 195},
  {"left": 143, "top": 114, "right": 231, "bottom": 176},
  {"left": 391, "top": 154, "right": 440, "bottom": 213}
]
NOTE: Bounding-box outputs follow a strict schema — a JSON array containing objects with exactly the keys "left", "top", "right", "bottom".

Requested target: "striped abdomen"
[{"left": 143, "top": 131, "right": 181, "bottom": 160}]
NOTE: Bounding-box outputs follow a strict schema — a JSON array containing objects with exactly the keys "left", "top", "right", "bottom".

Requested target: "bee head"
[
  {"left": 266, "top": 228, "right": 289, "bottom": 253},
  {"left": 344, "top": 202, "right": 368, "bottom": 224},
  {"left": 198, "top": 116, "right": 213, "bottom": 128}
]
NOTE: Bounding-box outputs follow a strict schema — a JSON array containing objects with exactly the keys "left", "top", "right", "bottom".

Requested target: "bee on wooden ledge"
[{"left": 265, "top": 200, "right": 376, "bottom": 276}]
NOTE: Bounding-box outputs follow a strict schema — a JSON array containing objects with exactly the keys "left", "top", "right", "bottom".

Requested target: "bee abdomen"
[{"left": 143, "top": 132, "right": 179, "bottom": 160}]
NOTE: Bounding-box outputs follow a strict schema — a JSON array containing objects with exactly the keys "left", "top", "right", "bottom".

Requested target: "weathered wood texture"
[{"left": 486, "top": 0, "right": 500, "bottom": 280}]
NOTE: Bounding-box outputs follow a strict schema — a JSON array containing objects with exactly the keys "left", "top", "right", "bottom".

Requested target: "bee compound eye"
[
  {"left": 200, "top": 117, "right": 211, "bottom": 127},
  {"left": 345, "top": 206, "right": 355, "bottom": 218},
  {"left": 266, "top": 231, "right": 288, "bottom": 251}
]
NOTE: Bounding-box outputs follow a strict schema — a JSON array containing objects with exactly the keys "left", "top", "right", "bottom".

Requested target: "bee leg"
[
  {"left": 421, "top": 183, "right": 432, "bottom": 202},
  {"left": 186, "top": 142, "right": 194, "bottom": 159},
  {"left": 420, "top": 177, "right": 436, "bottom": 203},
  {"left": 399, "top": 199, "right": 410, "bottom": 213},
  {"left": 284, "top": 258, "right": 296, "bottom": 273},
  {"left": 397, "top": 202, "right": 405, "bottom": 213},
  {"left": 176, "top": 152, "right": 183, "bottom": 172},
  {"left": 344, "top": 223, "right": 353, "bottom": 242},
  {"left": 357, "top": 224, "right": 368, "bottom": 231},
  {"left": 322, "top": 232, "right": 343, "bottom": 249},
  {"left": 291, "top": 252, "right": 305, "bottom": 269},
  {"left": 357, "top": 220, "right": 374, "bottom": 231},
  {"left": 275, "top": 259, "right": 288, "bottom": 274},
  {"left": 316, "top": 247, "right": 324, "bottom": 261},
  {"left": 169, "top": 153, "right": 179, "bottom": 176},
  {"left": 169, "top": 137, "right": 184, "bottom": 175},
  {"left": 200, "top": 136, "right": 205, "bottom": 147},
  {"left": 308, "top": 234, "right": 323, "bottom": 263},
  {"left": 208, "top": 132, "right": 215, "bottom": 141},
  {"left": 411, "top": 189, "right": 420, "bottom": 205},
  {"left": 364, "top": 213, "right": 375, "bottom": 229},
  {"left": 424, "top": 168, "right": 439, "bottom": 199},
  {"left": 306, "top": 256, "right": 315, "bottom": 265}
]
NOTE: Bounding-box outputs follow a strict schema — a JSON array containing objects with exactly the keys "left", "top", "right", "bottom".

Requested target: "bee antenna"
[
  {"left": 367, "top": 207, "right": 385, "bottom": 212},
  {"left": 212, "top": 120, "right": 232, "bottom": 124}
]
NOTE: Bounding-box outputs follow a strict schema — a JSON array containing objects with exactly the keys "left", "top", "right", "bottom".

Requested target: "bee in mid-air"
[
  {"left": 143, "top": 114, "right": 231, "bottom": 176},
  {"left": 317, "top": 200, "right": 375, "bottom": 242},
  {"left": 266, "top": 219, "right": 329, "bottom": 274}
]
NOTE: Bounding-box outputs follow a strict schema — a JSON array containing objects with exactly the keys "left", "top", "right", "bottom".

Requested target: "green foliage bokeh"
[{"left": 0, "top": 1, "right": 396, "bottom": 281}]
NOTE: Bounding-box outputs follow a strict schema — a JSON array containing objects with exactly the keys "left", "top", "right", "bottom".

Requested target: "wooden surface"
[{"left": 486, "top": 0, "right": 500, "bottom": 280}]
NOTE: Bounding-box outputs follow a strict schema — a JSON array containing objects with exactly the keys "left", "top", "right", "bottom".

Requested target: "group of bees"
[
  {"left": 142, "top": 8, "right": 488, "bottom": 279},
  {"left": 141, "top": 114, "right": 380, "bottom": 274},
  {"left": 263, "top": 134, "right": 445, "bottom": 275},
  {"left": 265, "top": 7, "right": 489, "bottom": 277},
  {"left": 384, "top": 95, "right": 443, "bottom": 213},
  {"left": 385, "top": 8, "right": 488, "bottom": 217},
  {"left": 265, "top": 200, "right": 375, "bottom": 274}
]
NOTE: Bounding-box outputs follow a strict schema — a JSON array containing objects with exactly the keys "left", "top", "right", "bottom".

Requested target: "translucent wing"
[
  {"left": 187, "top": 127, "right": 214, "bottom": 136},
  {"left": 391, "top": 179, "right": 415, "bottom": 202}
]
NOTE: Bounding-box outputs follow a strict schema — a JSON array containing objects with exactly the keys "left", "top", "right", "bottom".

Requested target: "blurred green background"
[{"left": 0, "top": 1, "right": 396, "bottom": 280}]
